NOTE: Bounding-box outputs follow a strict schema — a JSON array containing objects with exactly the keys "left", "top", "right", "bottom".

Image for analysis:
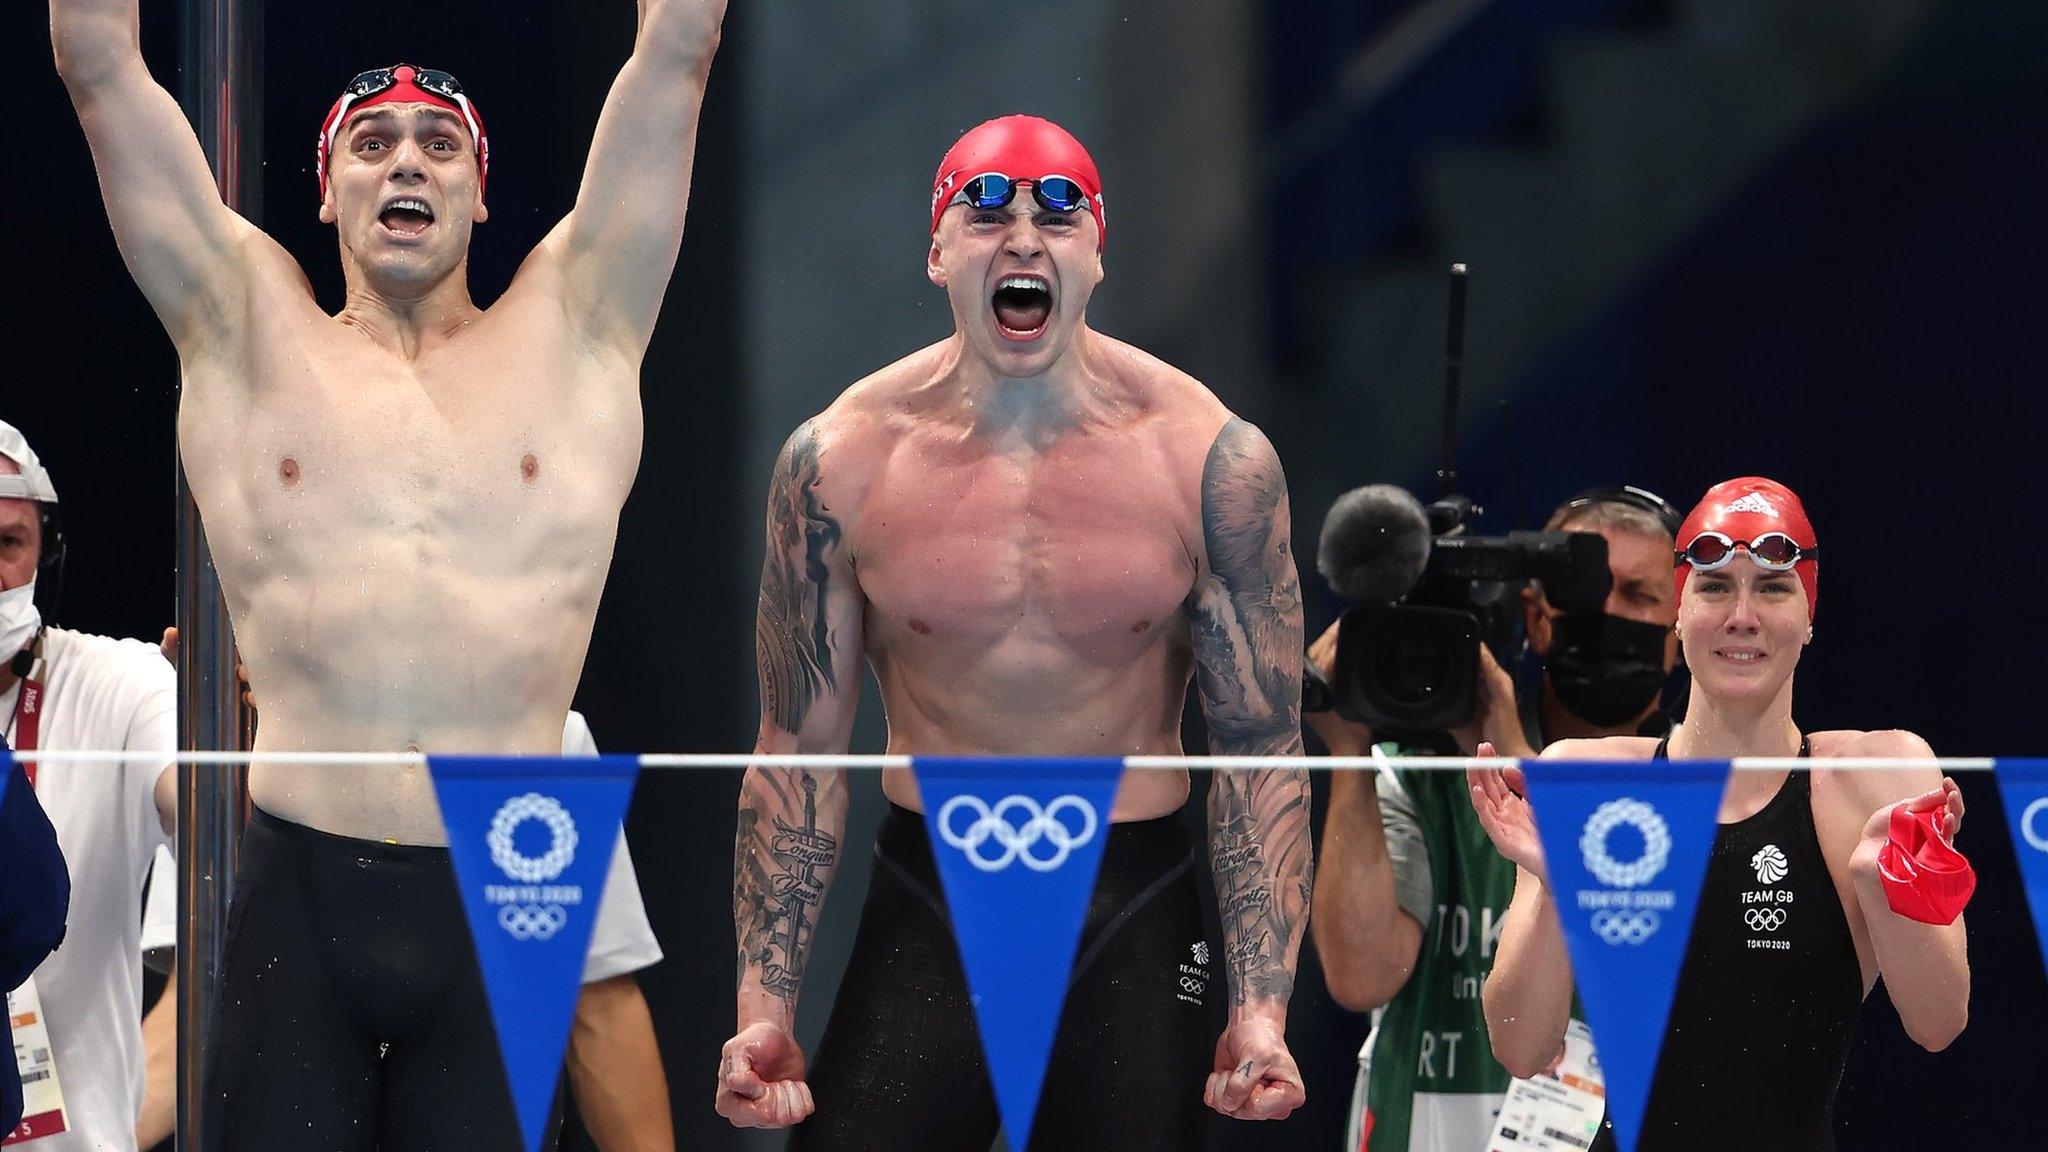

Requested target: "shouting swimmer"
[
  {"left": 50, "top": 0, "right": 728, "bottom": 1145},
  {"left": 716, "top": 116, "right": 1314, "bottom": 1149}
]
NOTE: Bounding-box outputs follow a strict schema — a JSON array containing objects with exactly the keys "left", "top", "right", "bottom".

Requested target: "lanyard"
[{"left": 9, "top": 674, "right": 42, "bottom": 787}]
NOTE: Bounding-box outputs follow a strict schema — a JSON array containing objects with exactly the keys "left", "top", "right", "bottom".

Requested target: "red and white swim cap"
[
  {"left": 317, "top": 64, "right": 489, "bottom": 203},
  {"left": 930, "top": 115, "right": 1105, "bottom": 246},
  {"left": 1674, "top": 477, "right": 1819, "bottom": 619}
]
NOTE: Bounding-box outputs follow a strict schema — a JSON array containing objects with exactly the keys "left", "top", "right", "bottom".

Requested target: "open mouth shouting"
[
  {"left": 990, "top": 274, "right": 1053, "bottom": 341},
  {"left": 377, "top": 195, "right": 436, "bottom": 240}
]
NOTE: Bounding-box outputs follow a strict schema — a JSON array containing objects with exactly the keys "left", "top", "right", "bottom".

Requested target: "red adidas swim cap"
[
  {"left": 318, "top": 65, "right": 489, "bottom": 203},
  {"left": 1674, "top": 477, "right": 1819, "bottom": 619},
  {"left": 930, "top": 115, "right": 1105, "bottom": 246}
]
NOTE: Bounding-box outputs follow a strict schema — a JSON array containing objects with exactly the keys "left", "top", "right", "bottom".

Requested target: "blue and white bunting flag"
[
  {"left": 1995, "top": 758, "right": 2048, "bottom": 985},
  {"left": 913, "top": 756, "right": 1124, "bottom": 1150},
  {"left": 1522, "top": 758, "right": 1727, "bottom": 1152},
  {"left": 430, "top": 755, "right": 639, "bottom": 1152}
]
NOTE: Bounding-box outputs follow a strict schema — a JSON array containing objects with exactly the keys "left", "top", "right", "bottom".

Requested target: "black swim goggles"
[
  {"left": 340, "top": 64, "right": 470, "bottom": 105},
  {"left": 948, "top": 173, "right": 1095, "bottom": 217},
  {"left": 1675, "top": 531, "right": 1816, "bottom": 573}
]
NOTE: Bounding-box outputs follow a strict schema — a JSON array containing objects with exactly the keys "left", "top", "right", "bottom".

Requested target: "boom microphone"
[{"left": 1316, "top": 484, "right": 1432, "bottom": 603}]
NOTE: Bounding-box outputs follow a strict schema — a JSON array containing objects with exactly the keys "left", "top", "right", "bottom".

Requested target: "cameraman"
[{"left": 1308, "top": 487, "right": 1680, "bottom": 1152}]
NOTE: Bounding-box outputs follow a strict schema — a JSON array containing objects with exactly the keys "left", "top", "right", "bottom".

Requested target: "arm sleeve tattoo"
[
  {"left": 755, "top": 422, "right": 843, "bottom": 734},
  {"left": 735, "top": 420, "right": 856, "bottom": 1027},
  {"left": 1189, "top": 418, "right": 1312, "bottom": 1013},
  {"left": 735, "top": 768, "right": 846, "bottom": 1022}
]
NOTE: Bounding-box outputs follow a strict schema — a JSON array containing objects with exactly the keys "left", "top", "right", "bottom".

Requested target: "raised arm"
[
  {"left": 1840, "top": 740, "right": 1970, "bottom": 1052},
  {"left": 719, "top": 420, "right": 864, "bottom": 1130},
  {"left": 541, "top": 0, "right": 727, "bottom": 356},
  {"left": 50, "top": 0, "right": 263, "bottom": 347},
  {"left": 1186, "top": 418, "right": 1311, "bottom": 1121}
]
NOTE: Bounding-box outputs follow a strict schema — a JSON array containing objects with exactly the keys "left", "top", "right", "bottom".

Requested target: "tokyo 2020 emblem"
[{"left": 488, "top": 793, "right": 579, "bottom": 882}]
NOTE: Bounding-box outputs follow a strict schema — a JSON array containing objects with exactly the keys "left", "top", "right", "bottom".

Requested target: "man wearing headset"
[{"left": 1308, "top": 486, "right": 1682, "bottom": 1152}]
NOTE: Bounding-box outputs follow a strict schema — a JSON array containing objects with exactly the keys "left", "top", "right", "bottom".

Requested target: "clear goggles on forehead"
[
  {"left": 948, "top": 173, "right": 1095, "bottom": 216},
  {"left": 1676, "top": 531, "right": 1816, "bottom": 573}
]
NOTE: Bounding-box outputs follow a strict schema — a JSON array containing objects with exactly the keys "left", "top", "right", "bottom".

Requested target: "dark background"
[{"left": 6, "top": 0, "right": 2046, "bottom": 1149}]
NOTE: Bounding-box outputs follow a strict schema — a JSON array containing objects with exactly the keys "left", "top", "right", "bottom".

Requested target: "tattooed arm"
[
  {"left": 718, "top": 419, "right": 864, "bottom": 1130},
  {"left": 1187, "top": 417, "right": 1311, "bottom": 1122}
]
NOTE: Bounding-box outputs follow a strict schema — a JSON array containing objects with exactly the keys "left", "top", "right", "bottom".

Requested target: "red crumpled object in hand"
[{"left": 1875, "top": 804, "right": 1974, "bottom": 926}]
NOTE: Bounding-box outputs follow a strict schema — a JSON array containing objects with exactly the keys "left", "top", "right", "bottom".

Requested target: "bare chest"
[
  {"left": 182, "top": 316, "right": 640, "bottom": 550},
  {"left": 852, "top": 447, "right": 1199, "bottom": 651}
]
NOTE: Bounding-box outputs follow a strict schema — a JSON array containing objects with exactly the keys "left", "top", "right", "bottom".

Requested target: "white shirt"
[
  {"left": 2, "top": 628, "right": 174, "bottom": 1152},
  {"left": 140, "top": 710, "right": 663, "bottom": 984}
]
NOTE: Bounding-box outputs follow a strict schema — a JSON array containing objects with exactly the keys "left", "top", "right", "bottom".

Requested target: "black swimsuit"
[
  {"left": 792, "top": 805, "right": 1221, "bottom": 1152},
  {"left": 1593, "top": 738, "right": 1863, "bottom": 1151},
  {"left": 205, "top": 808, "right": 533, "bottom": 1152}
]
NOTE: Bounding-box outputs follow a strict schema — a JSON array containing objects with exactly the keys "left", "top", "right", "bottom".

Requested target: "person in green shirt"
[{"left": 1308, "top": 487, "right": 1682, "bottom": 1151}]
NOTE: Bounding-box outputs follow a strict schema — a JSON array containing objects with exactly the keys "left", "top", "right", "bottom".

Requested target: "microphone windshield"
[{"left": 1317, "top": 484, "right": 1432, "bottom": 602}]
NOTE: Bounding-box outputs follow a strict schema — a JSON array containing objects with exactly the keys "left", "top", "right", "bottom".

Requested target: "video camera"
[
  {"left": 1312, "top": 486, "right": 1610, "bottom": 734},
  {"left": 1305, "top": 265, "right": 1612, "bottom": 736}
]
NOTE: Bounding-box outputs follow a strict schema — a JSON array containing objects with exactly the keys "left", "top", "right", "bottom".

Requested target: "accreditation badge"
[
  {"left": 1486, "top": 1018, "right": 1605, "bottom": 1152},
  {"left": 5, "top": 976, "right": 70, "bottom": 1143}
]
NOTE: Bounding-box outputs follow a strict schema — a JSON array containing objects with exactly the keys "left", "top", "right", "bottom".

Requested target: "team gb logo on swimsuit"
[
  {"left": 1752, "top": 844, "right": 1789, "bottom": 884},
  {"left": 484, "top": 793, "right": 583, "bottom": 941},
  {"left": 1578, "top": 798, "right": 1677, "bottom": 946}
]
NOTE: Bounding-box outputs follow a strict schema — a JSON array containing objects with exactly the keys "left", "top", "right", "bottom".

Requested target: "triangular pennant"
[
  {"left": 913, "top": 756, "right": 1124, "bottom": 1150},
  {"left": 430, "top": 754, "right": 640, "bottom": 1152},
  {"left": 1521, "top": 758, "right": 1727, "bottom": 1152},
  {"left": 1994, "top": 758, "right": 2048, "bottom": 984}
]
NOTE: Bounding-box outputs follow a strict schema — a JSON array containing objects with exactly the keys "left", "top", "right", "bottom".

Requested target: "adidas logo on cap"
[{"left": 1724, "top": 492, "right": 1779, "bottom": 517}]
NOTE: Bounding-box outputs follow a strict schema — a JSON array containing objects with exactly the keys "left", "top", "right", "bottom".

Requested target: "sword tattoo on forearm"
[{"left": 1188, "top": 418, "right": 1312, "bottom": 1010}]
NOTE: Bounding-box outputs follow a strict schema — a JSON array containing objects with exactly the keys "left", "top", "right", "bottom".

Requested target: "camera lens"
[{"left": 1375, "top": 619, "right": 1450, "bottom": 708}]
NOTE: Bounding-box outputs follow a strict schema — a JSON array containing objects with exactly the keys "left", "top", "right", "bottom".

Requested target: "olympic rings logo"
[
  {"left": 1591, "top": 909, "right": 1661, "bottom": 945},
  {"left": 937, "top": 794, "right": 1098, "bottom": 873},
  {"left": 498, "top": 903, "right": 569, "bottom": 941},
  {"left": 2022, "top": 798, "right": 2048, "bottom": 855},
  {"left": 1580, "top": 798, "right": 1672, "bottom": 888},
  {"left": 1179, "top": 976, "right": 1207, "bottom": 994},
  {"left": 1745, "top": 908, "right": 1787, "bottom": 932},
  {"left": 488, "top": 793, "right": 579, "bottom": 883}
]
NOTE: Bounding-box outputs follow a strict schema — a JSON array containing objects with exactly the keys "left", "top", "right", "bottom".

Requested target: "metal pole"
[{"left": 175, "top": 0, "right": 260, "bottom": 1147}]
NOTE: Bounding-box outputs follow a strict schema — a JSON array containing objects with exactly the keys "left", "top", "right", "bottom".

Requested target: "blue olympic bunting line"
[{"left": 20, "top": 749, "right": 2037, "bottom": 1152}]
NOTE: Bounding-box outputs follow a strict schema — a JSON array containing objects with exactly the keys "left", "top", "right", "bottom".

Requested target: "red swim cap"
[
  {"left": 317, "top": 65, "right": 489, "bottom": 203},
  {"left": 1876, "top": 803, "right": 1975, "bottom": 926},
  {"left": 930, "top": 115, "right": 1105, "bottom": 246},
  {"left": 1674, "top": 477, "right": 1819, "bottom": 619}
]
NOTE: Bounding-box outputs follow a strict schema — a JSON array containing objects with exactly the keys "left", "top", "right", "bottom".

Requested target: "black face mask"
[{"left": 1546, "top": 612, "right": 1671, "bottom": 728}]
